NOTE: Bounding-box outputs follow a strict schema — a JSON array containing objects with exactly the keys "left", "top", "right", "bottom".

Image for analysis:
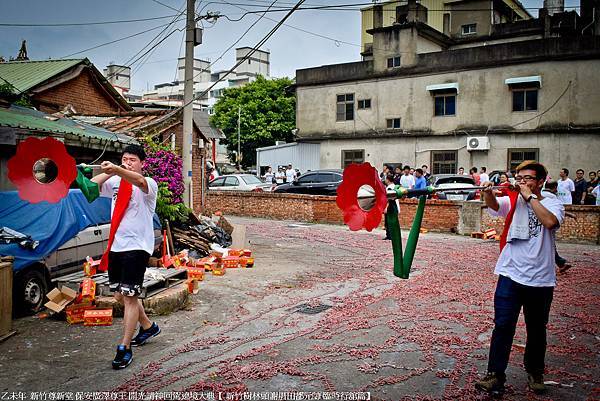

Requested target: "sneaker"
[
  {"left": 112, "top": 345, "right": 133, "bottom": 370},
  {"left": 130, "top": 322, "right": 161, "bottom": 347},
  {"left": 475, "top": 372, "right": 506, "bottom": 397},
  {"left": 527, "top": 373, "right": 546, "bottom": 394}
]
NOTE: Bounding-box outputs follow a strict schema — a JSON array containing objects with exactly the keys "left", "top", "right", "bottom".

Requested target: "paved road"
[{"left": 1, "top": 217, "right": 598, "bottom": 400}]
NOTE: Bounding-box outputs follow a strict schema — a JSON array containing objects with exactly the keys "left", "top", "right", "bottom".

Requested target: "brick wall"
[
  {"left": 206, "top": 191, "right": 600, "bottom": 243},
  {"left": 482, "top": 205, "right": 600, "bottom": 243},
  {"left": 34, "top": 69, "right": 124, "bottom": 114},
  {"left": 205, "top": 191, "right": 460, "bottom": 231}
]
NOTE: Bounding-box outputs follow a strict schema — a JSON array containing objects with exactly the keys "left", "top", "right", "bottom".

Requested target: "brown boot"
[
  {"left": 527, "top": 373, "right": 546, "bottom": 394},
  {"left": 475, "top": 372, "right": 506, "bottom": 397}
]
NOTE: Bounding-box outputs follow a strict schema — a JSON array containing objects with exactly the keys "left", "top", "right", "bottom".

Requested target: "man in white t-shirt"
[
  {"left": 285, "top": 164, "right": 297, "bottom": 183},
  {"left": 479, "top": 166, "right": 490, "bottom": 185},
  {"left": 399, "top": 165, "right": 415, "bottom": 189},
  {"left": 275, "top": 167, "right": 285, "bottom": 184},
  {"left": 476, "top": 161, "right": 564, "bottom": 397},
  {"left": 92, "top": 145, "right": 160, "bottom": 370},
  {"left": 557, "top": 168, "right": 575, "bottom": 204}
]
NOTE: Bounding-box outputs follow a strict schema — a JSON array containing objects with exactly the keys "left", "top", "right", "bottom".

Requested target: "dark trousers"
[{"left": 487, "top": 275, "right": 554, "bottom": 376}]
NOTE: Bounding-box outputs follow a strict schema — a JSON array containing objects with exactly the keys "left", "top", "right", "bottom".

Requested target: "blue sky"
[{"left": 0, "top": 0, "right": 580, "bottom": 94}]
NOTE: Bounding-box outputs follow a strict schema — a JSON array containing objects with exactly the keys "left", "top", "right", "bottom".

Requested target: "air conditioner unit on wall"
[{"left": 466, "top": 136, "right": 490, "bottom": 151}]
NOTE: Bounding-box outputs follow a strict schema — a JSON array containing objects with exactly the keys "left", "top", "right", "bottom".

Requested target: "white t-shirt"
[
  {"left": 264, "top": 171, "right": 274, "bottom": 183},
  {"left": 275, "top": 171, "right": 285, "bottom": 184},
  {"left": 557, "top": 178, "right": 575, "bottom": 204},
  {"left": 285, "top": 168, "right": 296, "bottom": 183},
  {"left": 488, "top": 195, "right": 564, "bottom": 287},
  {"left": 100, "top": 176, "right": 158, "bottom": 255},
  {"left": 480, "top": 173, "right": 489, "bottom": 183},
  {"left": 399, "top": 174, "right": 415, "bottom": 189},
  {"left": 593, "top": 185, "right": 600, "bottom": 206}
]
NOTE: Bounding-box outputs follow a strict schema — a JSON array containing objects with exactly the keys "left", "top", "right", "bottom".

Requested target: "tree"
[{"left": 210, "top": 76, "right": 296, "bottom": 169}]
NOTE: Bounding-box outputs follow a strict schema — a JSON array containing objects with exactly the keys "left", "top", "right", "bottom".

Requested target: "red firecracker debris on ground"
[{"left": 112, "top": 218, "right": 599, "bottom": 400}]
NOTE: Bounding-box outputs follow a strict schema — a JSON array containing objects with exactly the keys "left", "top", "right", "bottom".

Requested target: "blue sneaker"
[
  {"left": 130, "top": 322, "right": 161, "bottom": 347},
  {"left": 112, "top": 345, "right": 133, "bottom": 369}
]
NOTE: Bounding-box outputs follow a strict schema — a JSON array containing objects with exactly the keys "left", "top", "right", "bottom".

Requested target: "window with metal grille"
[
  {"left": 336, "top": 94, "right": 354, "bottom": 121},
  {"left": 387, "top": 56, "right": 401, "bottom": 68},
  {"left": 386, "top": 118, "right": 401, "bottom": 129},
  {"left": 342, "top": 149, "right": 365, "bottom": 168},
  {"left": 431, "top": 151, "right": 457, "bottom": 174},
  {"left": 434, "top": 95, "right": 456, "bottom": 116},
  {"left": 512, "top": 89, "right": 538, "bottom": 111},
  {"left": 357, "top": 99, "right": 371, "bottom": 109},
  {"left": 508, "top": 149, "right": 539, "bottom": 172}
]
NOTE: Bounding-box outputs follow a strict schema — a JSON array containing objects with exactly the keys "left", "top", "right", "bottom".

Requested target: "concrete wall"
[
  {"left": 297, "top": 59, "right": 600, "bottom": 135},
  {"left": 448, "top": 0, "right": 493, "bottom": 37},
  {"left": 206, "top": 191, "right": 600, "bottom": 244}
]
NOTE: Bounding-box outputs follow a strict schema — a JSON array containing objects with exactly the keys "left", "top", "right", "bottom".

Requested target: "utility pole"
[
  {"left": 182, "top": 0, "right": 195, "bottom": 208},
  {"left": 237, "top": 106, "right": 241, "bottom": 171}
]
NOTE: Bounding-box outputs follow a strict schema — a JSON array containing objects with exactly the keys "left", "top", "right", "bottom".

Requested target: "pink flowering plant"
[{"left": 141, "top": 141, "right": 190, "bottom": 223}]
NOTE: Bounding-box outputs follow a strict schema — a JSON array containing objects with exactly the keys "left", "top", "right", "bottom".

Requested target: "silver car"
[{"left": 208, "top": 174, "right": 273, "bottom": 192}]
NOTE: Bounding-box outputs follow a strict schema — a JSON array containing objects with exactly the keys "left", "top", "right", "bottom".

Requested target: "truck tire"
[{"left": 14, "top": 268, "right": 48, "bottom": 316}]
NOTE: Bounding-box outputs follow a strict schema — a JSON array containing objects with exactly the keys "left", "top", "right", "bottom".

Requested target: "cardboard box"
[
  {"left": 186, "top": 267, "right": 204, "bottom": 281},
  {"left": 222, "top": 256, "right": 239, "bottom": 269},
  {"left": 240, "top": 257, "right": 254, "bottom": 268},
  {"left": 83, "top": 309, "right": 113, "bottom": 326},
  {"left": 45, "top": 286, "right": 77, "bottom": 313},
  {"left": 187, "top": 279, "right": 200, "bottom": 294},
  {"left": 65, "top": 302, "right": 96, "bottom": 325},
  {"left": 228, "top": 249, "right": 242, "bottom": 257},
  {"left": 83, "top": 256, "right": 100, "bottom": 276},
  {"left": 212, "top": 264, "right": 226, "bottom": 276},
  {"left": 80, "top": 278, "right": 96, "bottom": 303}
]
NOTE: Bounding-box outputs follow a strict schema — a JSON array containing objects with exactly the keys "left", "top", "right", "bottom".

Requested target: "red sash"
[
  {"left": 99, "top": 179, "right": 133, "bottom": 272},
  {"left": 499, "top": 190, "right": 519, "bottom": 251}
]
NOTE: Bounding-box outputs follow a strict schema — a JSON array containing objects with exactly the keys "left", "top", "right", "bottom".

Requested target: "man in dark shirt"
[{"left": 573, "top": 169, "right": 587, "bottom": 205}]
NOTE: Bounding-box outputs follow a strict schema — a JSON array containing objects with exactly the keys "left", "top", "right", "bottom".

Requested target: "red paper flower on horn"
[
  {"left": 7, "top": 137, "right": 77, "bottom": 204},
  {"left": 336, "top": 162, "right": 388, "bottom": 231}
]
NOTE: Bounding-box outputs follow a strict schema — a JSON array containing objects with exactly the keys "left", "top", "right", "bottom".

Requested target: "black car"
[
  {"left": 273, "top": 169, "right": 343, "bottom": 196},
  {"left": 429, "top": 174, "right": 478, "bottom": 201}
]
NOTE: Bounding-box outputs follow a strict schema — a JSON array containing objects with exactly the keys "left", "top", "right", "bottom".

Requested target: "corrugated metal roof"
[
  {"left": 0, "top": 59, "right": 83, "bottom": 93},
  {"left": 0, "top": 105, "right": 137, "bottom": 144}
]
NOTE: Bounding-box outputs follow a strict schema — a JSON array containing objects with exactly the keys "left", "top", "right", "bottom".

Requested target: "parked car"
[
  {"left": 429, "top": 174, "right": 478, "bottom": 201},
  {"left": 1, "top": 191, "right": 162, "bottom": 315},
  {"left": 208, "top": 174, "right": 273, "bottom": 192},
  {"left": 273, "top": 169, "right": 344, "bottom": 196}
]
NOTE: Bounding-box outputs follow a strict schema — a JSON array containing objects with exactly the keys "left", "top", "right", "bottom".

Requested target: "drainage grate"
[{"left": 292, "top": 303, "right": 332, "bottom": 315}]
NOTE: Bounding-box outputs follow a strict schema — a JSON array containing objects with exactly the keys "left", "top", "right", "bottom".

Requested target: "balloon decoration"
[{"left": 7, "top": 137, "right": 77, "bottom": 204}]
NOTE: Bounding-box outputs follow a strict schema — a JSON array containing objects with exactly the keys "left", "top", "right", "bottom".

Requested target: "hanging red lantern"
[
  {"left": 336, "top": 162, "right": 388, "bottom": 231},
  {"left": 7, "top": 137, "right": 77, "bottom": 204}
]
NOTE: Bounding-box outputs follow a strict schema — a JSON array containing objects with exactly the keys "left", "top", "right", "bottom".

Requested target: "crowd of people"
[
  {"left": 379, "top": 163, "right": 599, "bottom": 206},
  {"left": 262, "top": 164, "right": 299, "bottom": 185}
]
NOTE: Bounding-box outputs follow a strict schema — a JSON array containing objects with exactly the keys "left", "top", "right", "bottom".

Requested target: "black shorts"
[{"left": 108, "top": 250, "right": 150, "bottom": 296}]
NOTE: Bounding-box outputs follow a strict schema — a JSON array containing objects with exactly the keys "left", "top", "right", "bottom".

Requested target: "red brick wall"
[
  {"left": 205, "top": 191, "right": 460, "bottom": 232},
  {"left": 482, "top": 205, "right": 599, "bottom": 244},
  {"left": 34, "top": 69, "right": 124, "bottom": 114},
  {"left": 206, "top": 191, "right": 599, "bottom": 243}
]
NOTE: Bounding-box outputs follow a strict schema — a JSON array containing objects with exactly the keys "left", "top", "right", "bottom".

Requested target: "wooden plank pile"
[{"left": 171, "top": 226, "right": 212, "bottom": 256}]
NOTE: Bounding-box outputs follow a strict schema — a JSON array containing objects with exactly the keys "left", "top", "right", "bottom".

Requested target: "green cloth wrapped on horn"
[{"left": 74, "top": 167, "right": 100, "bottom": 203}]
